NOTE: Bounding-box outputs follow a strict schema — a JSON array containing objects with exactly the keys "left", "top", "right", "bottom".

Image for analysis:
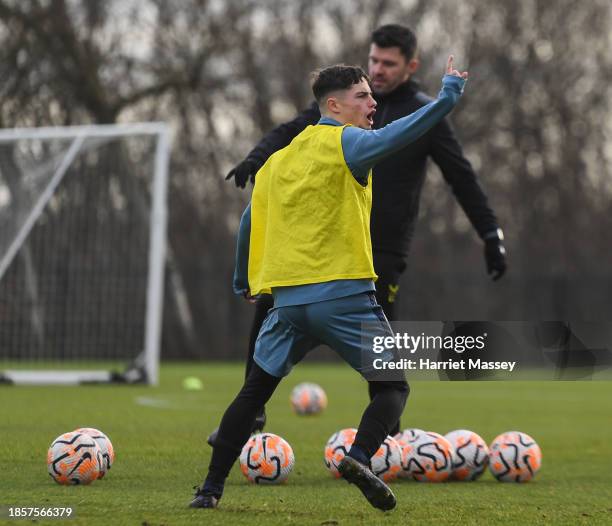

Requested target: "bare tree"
[{"left": 1, "top": 0, "right": 611, "bottom": 360}]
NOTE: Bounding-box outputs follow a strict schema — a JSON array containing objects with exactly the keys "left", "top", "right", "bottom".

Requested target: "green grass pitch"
[{"left": 1, "top": 363, "right": 612, "bottom": 525}]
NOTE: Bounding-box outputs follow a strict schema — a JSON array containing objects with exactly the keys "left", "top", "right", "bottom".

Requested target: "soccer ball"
[
  {"left": 324, "top": 428, "right": 357, "bottom": 478},
  {"left": 401, "top": 431, "right": 454, "bottom": 482},
  {"left": 394, "top": 428, "right": 425, "bottom": 445},
  {"left": 290, "top": 382, "right": 328, "bottom": 415},
  {"left": 444, "top": 429, "right": 489, "bottom": 481},
  {"left": 489, "top": 431, "right": 542, "bottom": 482},
  {"left": 47, "top": 431, "right": 102, "bottom": 485},
  {"left": 371, "top": 436, "right": 403, "bottom": 482},
  {"left": 394, "top": 428, "right": 425, "bottom": 479},
  {"left": 239, "top": 433, "right": 295, "bottom": 484},
  {"left": 324, "top": 429, "right": 401, "bottom": 482},
  {"left": 74, "top": 427, "right": 115, "bottom": 478}
]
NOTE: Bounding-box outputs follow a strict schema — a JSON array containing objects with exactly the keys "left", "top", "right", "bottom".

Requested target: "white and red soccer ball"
[
  {"left": 370, "top": 436, "right": 403, "bottom": 482},
  {"left": 394, "top": 428, "right": 425, "bottom": 479},
  {"left": 323, "top": 428, "right": 402, "bottom": 482},
  {"left": 47, "top": 431, "right": 103, "bottom": 485},
  {"left": 290, "top": 383, "right": 328, "bottom": 415},
  {"left": 445, "top": 429, "right": 489, "bottom": 481},
  {"left": 394, "top": 428, "right": 425, "bottom": 447},
  {"left": 489, "top": 431, "right": 542, "bottom": 482},
  {"left": 399, "top": 430, "right": 455, "bottom": 482},
  {"left": 239, "top": 433, "right": 295, "bottom": 484},
  {"left": 74, "top": 427, "right": 115, "bottom": 478},
  {"left": 324, "top": 428, "right": 357, "bottom": 478}
]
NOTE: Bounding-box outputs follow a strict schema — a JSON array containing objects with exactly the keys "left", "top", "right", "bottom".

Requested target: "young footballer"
[
  {"left": 212, "top": 25, "right": 503, "bottom": 446},
  {"left": 191, "top": 56, "right": 467, "bottom": 511}
]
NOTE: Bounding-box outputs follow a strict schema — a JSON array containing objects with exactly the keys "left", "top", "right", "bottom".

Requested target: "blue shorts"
[{"left": 253, "top": 292, "right": 399, "bottom": 379}]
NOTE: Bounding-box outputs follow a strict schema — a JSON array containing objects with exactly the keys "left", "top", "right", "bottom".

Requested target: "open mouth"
[{"left": 367, "top": 109, "right": 376, "bottom": 126}]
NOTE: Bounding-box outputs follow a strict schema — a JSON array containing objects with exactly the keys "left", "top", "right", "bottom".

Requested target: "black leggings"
[
  {"left": 207, "top": 363, "right": 409, "bottom": 484},
  {"left": 371, "top": 251, "right": 407, "bottom": 322},
  {"left": 207, "top": 364, "right": 281, "bottom": 483},
  {"left": 354, "top": 379, "right": 409, "bottom": 457},
  {"left": 245, "top": 295, "right": 273, "bottom": 379}
]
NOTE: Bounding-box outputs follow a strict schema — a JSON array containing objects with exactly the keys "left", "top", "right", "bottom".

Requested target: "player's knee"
[{"left": 237, "top": 364, "right": 281, "bottom": 405}]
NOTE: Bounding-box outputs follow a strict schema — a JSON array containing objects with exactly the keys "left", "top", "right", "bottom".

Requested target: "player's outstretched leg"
[
  {"left": 191, "top": 364, "right": 281, "bottom": 509},
  {"left": 206, "top": 295, "right": 273, "bottom": 447},
  {"left": 340, "top": 379, "right": 408, "bottom": 511}
]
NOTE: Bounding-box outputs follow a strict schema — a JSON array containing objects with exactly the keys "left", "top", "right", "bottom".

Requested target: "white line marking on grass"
[{"left": 134, "top": 395, "right": 216, "bottom": 412}]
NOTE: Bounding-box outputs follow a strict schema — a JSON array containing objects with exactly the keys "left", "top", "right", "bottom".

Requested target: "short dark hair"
[
  {"left": 311, "top": 65, "right": 370, "bottom": 105},
  {"left": 371, "top": 24, "right": 417, "bottom": 60}
]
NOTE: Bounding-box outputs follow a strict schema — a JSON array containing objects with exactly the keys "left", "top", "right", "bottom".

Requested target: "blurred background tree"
[{"left": 1, "top": 0, "right": 610, "bottom": 359}]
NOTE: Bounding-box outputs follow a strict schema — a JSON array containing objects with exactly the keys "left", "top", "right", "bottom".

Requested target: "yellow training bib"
[{"left": 249, "top": 124, "right": 377, "bottom": 295}]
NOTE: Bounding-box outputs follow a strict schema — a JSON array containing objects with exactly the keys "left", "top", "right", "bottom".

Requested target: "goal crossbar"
[{"left": 0, "top": 122, "right": 169, "bottom": 142}]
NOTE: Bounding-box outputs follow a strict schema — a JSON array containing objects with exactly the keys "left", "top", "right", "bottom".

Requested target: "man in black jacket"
[{"left": 214, "top": 24, "right": 506, "bottom": 442}]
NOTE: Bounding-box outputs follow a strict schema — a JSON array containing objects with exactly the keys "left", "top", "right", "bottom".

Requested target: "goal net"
[{"left": 0, "top": 123, "right": 170, "bottom": 385}]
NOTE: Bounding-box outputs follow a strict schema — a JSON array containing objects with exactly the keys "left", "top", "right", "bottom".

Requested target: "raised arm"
[{"left": 343, "top": 56, "right": 467, "bottom": 181}]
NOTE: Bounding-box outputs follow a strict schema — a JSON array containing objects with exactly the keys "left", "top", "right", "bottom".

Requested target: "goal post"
[{"left": 0, "top": 123, "right": 171, "bottom": 385}]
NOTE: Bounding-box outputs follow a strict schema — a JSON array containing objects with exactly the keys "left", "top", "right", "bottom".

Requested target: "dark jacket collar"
[{"left": 375, "top": 79, "right": 420, "bottom": 102}]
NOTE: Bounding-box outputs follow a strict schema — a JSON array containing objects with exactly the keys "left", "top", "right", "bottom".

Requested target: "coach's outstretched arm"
[{"left": 225, "top": 104, "right": 320, "bottom": 188}]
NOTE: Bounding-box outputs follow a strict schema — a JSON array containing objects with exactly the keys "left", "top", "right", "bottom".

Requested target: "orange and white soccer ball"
[
  {"left": 239, "top": 433, "right": 295, "bottom": 484},
  {"left": 394, "top": 428, "right": 425, "bottom": 446},
  {"left": 489, "top": 431, "right": 542, "bottom": 482},
  {"left": 290, "top": 382, "right": 328, "bottom": 415},
  {"left": 371, "top": 436, "right": 403, "bottom": 482},
  {"left": 444, "top": 429, "right": 489, "bottom": 481},
  {"left": 394, "top": 428, "right": 425, "bottom": 479},
  {"left": 47, "top": 431, "right": 102, "bottom": 485},
  {"left": 74, "top": 427, "right": 115, "bottom": 478},
  {"left": 324, "top": 428, "right": 357, "bottom": 478},
  {"left": 401, "top": 431, "right": 454, "bottom": 482},
  {"left": 324, "top": 429, "right": 401, "bottom": 482}
]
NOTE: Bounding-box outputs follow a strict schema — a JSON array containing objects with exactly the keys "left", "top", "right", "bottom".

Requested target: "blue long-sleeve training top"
[{"left": 233, "top": 74, "right": 465, "bottom": 306}]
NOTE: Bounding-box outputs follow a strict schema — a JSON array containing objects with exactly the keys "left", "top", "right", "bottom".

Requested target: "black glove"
[
  {"left": 484, "top": 232, "right": 507, "bottom": 281},
  {"left": 225, "top": 158, "right": 259, "bottom": 189}
]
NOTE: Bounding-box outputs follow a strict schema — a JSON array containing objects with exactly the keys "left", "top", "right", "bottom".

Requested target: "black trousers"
[
  {"left": 207, "top": 363, "right": 409, "bottom": 484},
  {"left": 245, "top": 251, "right": 407, "bottom": 435},
  {"left": 371, "top": 251, "right": 407, "bottom": 322}
]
